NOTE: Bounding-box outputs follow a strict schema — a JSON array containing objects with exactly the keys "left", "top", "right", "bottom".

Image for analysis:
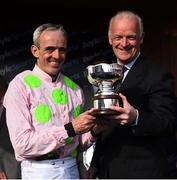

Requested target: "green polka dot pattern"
[
  {"left": 35, "top": 104, "right": 51, "bottom": 123},
  {"left": 70, "top": 148, "right": 77, "bottom": 157},
  {"left": 66, "top": 137, "right": 74, "bottom": 144},
  {"left": 52, "top": 89, "right": 68, "bottom": 105},
  {"left": 24, "top": 75, "right": 41, "bottom": 88},
  {"left": 73, "top": 105, "right": 81, "bottom": 118},
  {"left": 64, "top": 76, "right": 77, "bottom": 90}
]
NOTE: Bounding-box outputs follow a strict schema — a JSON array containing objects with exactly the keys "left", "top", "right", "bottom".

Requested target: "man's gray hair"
[
  {"left": 33, "top": 23, "right": 67, "bottom": 47},
  {"left": 108, "top": 11, "right": 144, "bottom": 38}
]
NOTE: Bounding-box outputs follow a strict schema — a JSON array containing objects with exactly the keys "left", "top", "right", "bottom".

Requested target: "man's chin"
[
  {"left": 118, "top": 53, "right": 134, "bottom": 61},
  {"left": 48, "top": 69, "right": 60, "bottom": 76}
]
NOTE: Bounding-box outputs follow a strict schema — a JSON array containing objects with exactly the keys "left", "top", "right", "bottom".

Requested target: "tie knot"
[{"left": 123, "top": 65, "right": 128, "bottom": 73}]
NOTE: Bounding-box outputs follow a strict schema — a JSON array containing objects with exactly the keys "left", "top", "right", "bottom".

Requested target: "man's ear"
[
  {"left": 31, "top": 45, "right": 39, "bottom": 58},
  {"left": 140, "top": 32, "right": 145, "bottom": 44},
  {"left": 108, "top": 35, "right": 112, "bottom": 45}
]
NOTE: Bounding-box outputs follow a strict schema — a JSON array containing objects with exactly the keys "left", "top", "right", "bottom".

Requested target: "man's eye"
[
  {"left": 44, "top": 47, "right": 67, "bottom": 53},
  {"left": 127, "top": 36, "right": 137, "bottom": 40},
  {"left": 45, "top": 47, "right": 55, "bottom": 53},
  {"left": 113, "top": 36, "right": 121, "bottom": 41}
]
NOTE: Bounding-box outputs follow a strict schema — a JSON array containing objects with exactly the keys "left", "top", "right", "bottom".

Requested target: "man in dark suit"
[
  {"left": 0, "top": 75, "right": 21, "bottom": 179},
  {"left": 88, "top": 10, "right": 176, "bottom": 178}
]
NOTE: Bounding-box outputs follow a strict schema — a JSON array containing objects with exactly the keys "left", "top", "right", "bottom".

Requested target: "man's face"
[
  {"left": 31, "top": 30, "right": 67, "bottom": 76},
  {"left": 108, "top": 17, "right": 144, "bottom": 64}
]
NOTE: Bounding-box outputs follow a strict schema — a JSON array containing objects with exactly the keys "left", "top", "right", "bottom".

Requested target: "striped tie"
[{"left": 114, "top": 65, "right": 128, "bottom": 92}]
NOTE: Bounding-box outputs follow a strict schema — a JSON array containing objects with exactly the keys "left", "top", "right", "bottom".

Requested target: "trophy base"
[
  {"left": 92, "top": 108, "right": 118, "bottom": 116},
  {"left": 92, "top": 94, "right": 120, "bottom": 117}
]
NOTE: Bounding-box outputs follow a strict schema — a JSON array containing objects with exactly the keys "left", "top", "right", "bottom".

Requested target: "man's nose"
[
  {"left": 121, "top": 37, "right": 128, "bottom": 47},
  {"left": 52, "top": 49, "right": 61, "bottom": 58}
]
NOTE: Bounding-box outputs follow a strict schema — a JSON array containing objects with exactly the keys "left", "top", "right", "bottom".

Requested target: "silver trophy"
[{"left": 87, "top": 63, "right": 124, "bottom": 116}]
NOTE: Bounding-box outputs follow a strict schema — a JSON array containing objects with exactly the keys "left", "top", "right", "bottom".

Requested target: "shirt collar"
[{"left": 33, "top": 64, "right": 61, "bottom": 82}]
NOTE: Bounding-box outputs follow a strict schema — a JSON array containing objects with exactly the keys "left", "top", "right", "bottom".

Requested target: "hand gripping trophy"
[{"left": 87, "top": 62, "right": 124, "bottom": 116}]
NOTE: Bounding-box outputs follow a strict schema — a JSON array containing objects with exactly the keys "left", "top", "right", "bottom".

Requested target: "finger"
[
  {"left": 119, "top": 93, "right": 128, "bottom": 107},
  {"left": 109, "top": 105, "right": 120, "bottom": 110},
  {"left": 85, "top": 114, "right": 96, "bottom": 120},
  {"left": 90, "top": 107, "right": 97, "bottom": 111},
  {"left": 120, "top": 121, "right": 125, "bottom": 125},
  {"left": 80, "top": 110, "right": 95, "bottom": 118},
  {"left": 82, "top": 110, "right": 91, "bottom": 115},
  {"left": 119, "top": 92, "right": 125, "bottom": 98},
  {"left": 109, "top": 105, "right": 125, "bottom": 114},
  {"left": 120, "top": 120, "right": 127, "bottom": 125}
]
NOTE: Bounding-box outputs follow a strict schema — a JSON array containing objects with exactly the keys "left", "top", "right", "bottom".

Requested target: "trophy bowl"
[{"left": 86, "top": 63, "right": 124, "bottom": 116}]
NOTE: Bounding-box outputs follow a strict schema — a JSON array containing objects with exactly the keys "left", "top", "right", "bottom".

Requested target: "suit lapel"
[{"left": 120, "top": 55, "right": 146, "bottom": 90}]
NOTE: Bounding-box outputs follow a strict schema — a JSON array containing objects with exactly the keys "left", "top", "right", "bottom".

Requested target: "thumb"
[{"left": 119, "top": 93, "right": 128, "bottom": 107}]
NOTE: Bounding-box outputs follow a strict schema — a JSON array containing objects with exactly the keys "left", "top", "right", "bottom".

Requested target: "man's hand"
[
  {"left": 92, "top": 117, "right": 109, "bottom": 135},
  {"left": 107, "top": 93, "right": 138, "bottom": 125},
  {"left": 0, "top": 171, "right": 7, "bottom": 179},
  {"left": 72, "top": 108, "right": 96, "bottom": 134}
]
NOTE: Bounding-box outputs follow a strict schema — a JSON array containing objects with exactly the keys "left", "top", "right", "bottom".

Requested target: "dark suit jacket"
[
  {"left": 0, "top": 108, "right": 21, "bottom": 179},
  {"left": 91, "top": 55, "right": 176, "bottom": 179}
]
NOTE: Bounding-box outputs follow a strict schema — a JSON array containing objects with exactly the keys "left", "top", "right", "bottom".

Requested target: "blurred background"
[{"left": 1, "top": 0, "right": 177, "bottom": 95}]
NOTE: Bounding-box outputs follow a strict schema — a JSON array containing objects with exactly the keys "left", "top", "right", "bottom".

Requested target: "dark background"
[
  {"left": 1, "top": 0, "right": 177, "bottom": 95},
  {"left": 2, "top": 1, "right": 177, "bottom": 32}
]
